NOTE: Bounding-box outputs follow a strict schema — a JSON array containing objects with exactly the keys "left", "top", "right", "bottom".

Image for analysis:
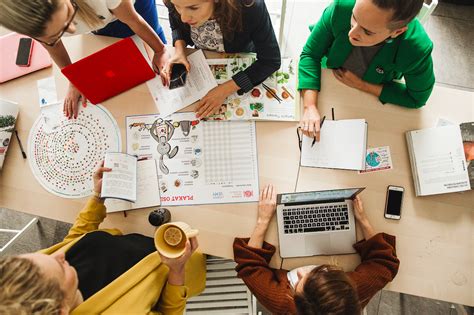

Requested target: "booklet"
[
  {"left": 460, "top": 122, "right": 474, "bottom": 190},
  {"left": 0, "top": 99, "right": 19, "bottom": 170},
  {"left": 205, "top": 57, "right": 298, "bottom": 121},
  {"left": 300, "top": 119, "right": 368, "bottom": 171},
  {"left": 132, "top": 36, "right": 218, "bottom": 118},
  {"left": 102, "top": 152, "right": 161, "bottom": 212},
  {"left": 406, "top": 125, "right": 471, "bottom": 196},
  {"left": 126, "top": 112, "right": 259, "bottom": 206}
]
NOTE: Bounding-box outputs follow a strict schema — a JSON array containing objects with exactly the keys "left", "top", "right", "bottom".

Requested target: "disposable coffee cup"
[{"left": 154, "top": 222, "right": 199, "bottom": 258}]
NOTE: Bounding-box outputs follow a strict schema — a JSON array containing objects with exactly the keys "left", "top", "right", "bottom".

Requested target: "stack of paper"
[{"left": 406, "top": 125, "right": 470, "bottom": 196}]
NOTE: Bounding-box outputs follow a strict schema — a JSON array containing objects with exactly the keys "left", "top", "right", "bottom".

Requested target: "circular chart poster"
[{"left": 28, "top": 104, "right": 121, "bottom": 198}]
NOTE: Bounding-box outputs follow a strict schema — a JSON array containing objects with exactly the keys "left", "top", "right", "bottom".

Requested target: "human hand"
[
  {"left": 353, "top": 196, "right": 369, "bottom": 224},
  {"left": 163, "top": 51, "right": 191, "bottom": 87},
  {"left": 353, "top": 196, "right": 375, "bottom": 239},
  {"left": 152, "top": 48, "right": 169, "bottom": 85},
  {"left": 299, "top": 104, "right": 321, "bottom": 141},
  {"left": 257, "top": 184, "right": 277, "bottom": 227},
  {"left": 333, "top": 68, "right": 365, "bottom": 90},
  {"left": 92, "top": 161, "right": 112, "bottom": 195},
  {"left": 196, "top": 85, "right": 230, "bottom": 118},
  {"left": 159, "top": 237, "right": 198, "bottom": 273},
  {"left": 64, "top": 83, "right": 87, "bottom": 119}
]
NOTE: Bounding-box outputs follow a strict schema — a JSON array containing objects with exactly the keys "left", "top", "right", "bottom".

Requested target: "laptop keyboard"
[{"left": 282, "top": 203, "right": 350, "bottom": 234}]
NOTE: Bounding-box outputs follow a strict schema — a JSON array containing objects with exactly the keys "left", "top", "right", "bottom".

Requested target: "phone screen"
[
  {"left": 386, "top": 189, "right": 403, "bottom": 216},
  {"left": 16, "top": 38, "right": 33, "bottom": 66}
]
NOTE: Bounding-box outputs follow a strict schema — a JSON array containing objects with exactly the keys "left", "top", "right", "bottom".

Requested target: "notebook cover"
[{"left": 61, "top": 37, "right": 156, "bottom": 104}]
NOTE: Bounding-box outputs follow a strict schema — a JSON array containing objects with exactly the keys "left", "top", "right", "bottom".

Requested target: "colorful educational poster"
[
  {"left": 126, "top": 112, "right": 259, "bottom": 206},
  {"left": 28, "top": 103, "right": 121, "bottom": 198},
  {"left": 359, "top": 146, "right": 393, "bottom": 174},
  {"left": 206, "top": 58, "right": 298, "bottom": 121}
]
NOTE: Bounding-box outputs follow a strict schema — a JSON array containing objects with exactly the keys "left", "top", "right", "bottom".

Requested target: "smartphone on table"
[
  {"left": 384, "top": 185, "right": 404, "bottom": 220},
  {"left": 16, "top": 37, "right": 34, "bottom": 67}
]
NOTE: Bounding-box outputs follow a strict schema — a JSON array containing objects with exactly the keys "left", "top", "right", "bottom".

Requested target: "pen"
[
  {"left": 14, "top": 130, "right": 27, "bottom": 159},
  {"left": 311, "top": 116, "right": 326, "bottom": 147}
]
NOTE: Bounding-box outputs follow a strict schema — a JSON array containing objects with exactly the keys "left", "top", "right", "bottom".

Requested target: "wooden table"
[{"left": 0, "top": 34, "right": 473, "bottom": 306}]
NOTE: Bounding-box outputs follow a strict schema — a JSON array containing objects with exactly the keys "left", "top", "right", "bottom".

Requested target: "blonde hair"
[
  {"left": 0, "top": 0, "right": 102, "bottom": 38},
  {"left": 0, "top": 256, "right": 64, "bottom": 315}
]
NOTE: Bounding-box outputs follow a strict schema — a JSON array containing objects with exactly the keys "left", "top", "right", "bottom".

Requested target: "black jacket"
[{"left": 167, "top": 0, "right": 281, "bottom": 93}]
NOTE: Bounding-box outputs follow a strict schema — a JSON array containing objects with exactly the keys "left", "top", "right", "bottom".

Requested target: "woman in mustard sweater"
[{"left": 0, "top": 165, "right": 205, "bottom": 314}]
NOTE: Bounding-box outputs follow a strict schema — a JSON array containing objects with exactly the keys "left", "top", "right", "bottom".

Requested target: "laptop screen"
[{"left": 280, "top": 188, "right": 362, "bottom": 204}]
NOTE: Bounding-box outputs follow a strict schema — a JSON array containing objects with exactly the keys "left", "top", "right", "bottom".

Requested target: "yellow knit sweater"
[{"left": 40, "top": 197, "right": 206, "bottom": 314}]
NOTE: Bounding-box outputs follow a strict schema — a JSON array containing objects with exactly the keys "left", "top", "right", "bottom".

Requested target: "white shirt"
[{"left": 65, "top": 0, "right": 135, "bottom": 35}]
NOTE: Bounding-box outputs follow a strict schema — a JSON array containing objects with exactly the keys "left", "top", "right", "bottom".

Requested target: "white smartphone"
[{"left": 384, "top": 185, "right": 404, "bottom": 220}]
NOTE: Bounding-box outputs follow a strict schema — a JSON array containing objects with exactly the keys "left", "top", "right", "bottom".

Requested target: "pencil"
[{"left": 14, "top": 130, "right": 27, "bottom": 159}]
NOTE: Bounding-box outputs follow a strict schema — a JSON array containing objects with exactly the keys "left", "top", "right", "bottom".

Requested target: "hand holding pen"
[{"left": 311, "top": 116, "right": 326, "bottom": 147}]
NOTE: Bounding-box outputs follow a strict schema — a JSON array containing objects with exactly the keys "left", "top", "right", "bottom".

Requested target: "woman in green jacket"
[
  {"left": 0, "top": 164, "right": 205, "bottom": 314},
  {"left": 299, "top": 0, "right": 435, "bottom": 140}
]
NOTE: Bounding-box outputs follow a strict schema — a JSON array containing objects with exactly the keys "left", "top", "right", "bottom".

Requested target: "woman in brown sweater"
[{"left": 233, "top": 185, "right": 400, "bottom": 315}]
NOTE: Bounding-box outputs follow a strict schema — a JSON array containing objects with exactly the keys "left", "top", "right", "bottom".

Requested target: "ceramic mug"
[{"left": 154, "top": 222, "right": 199, "bottom": 258}]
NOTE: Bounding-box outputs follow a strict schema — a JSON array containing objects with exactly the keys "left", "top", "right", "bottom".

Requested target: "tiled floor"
[{"left": 1, "top": 1, "right": 473, "bottom": 314}]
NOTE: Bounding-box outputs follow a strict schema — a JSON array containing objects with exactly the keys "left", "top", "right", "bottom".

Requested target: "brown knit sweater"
[{"left": 233, "top": 233, "right": 400, "bottom": 314}]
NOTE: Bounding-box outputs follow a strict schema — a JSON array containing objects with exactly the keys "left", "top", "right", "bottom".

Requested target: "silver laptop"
[{"left": 276, "top": 188, "right": 365, "bottom": 258}]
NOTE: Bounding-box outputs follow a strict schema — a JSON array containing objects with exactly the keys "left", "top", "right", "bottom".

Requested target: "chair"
[
  {"left": 185, "top": 257, "right": 257, "bottom": 315},
  {"left": 417, "top": 0, "right": 439, "bottom": 24}
]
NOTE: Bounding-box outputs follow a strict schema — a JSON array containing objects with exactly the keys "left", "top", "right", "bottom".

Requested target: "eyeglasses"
[{"left": 34, "top": 0, "right": 78, "bottom": 47}]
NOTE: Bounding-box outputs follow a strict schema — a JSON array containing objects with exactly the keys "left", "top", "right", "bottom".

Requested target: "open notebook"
[
  {"left": 406, "top": 125, "right": 470, "bottom": 196},
  {"left": 300, "top": 119, "right": 367, "bottom": 171}
]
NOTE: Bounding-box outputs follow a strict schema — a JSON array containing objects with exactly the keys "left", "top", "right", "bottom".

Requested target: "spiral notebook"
[{"left": 300, "top": 119, "right": 367, "bottom": 171}]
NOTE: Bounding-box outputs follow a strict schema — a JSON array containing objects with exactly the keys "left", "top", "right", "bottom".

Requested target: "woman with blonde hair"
[
  {"left": 0, "top": 164, "right": 206, "bottom": 314},
  {"left": 0, "top": 0, "right": 169, "bottom": 119},
  {"left": 163, "top": 0, "right": 281, "bottom": 118}
]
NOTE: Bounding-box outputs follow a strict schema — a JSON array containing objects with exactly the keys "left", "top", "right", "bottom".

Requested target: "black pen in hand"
[
  {"left": 14, "top": 130, "right": 27, "bottom": 159},
  {"left": 311, "top": 116, "right": 326, "bottom": 147}
]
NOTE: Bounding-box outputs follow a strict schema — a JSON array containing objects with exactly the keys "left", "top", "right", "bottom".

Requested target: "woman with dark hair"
[
  {"left": 233, "top": 185, "right": 400, "bottom": 315},
  {"left": 298, "top": 0, "right": 435, "bottom": 142},
  {"left": 0, "top": 0, "right": 168, "bottom": 119},
  {"left": 163, "top": 0, "right": 281, "bottom": 118}
]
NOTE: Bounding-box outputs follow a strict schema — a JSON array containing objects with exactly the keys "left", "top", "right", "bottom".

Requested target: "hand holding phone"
[
  {"left": 16, "top": 37, "right": 34, "bottom": 67},
  {"left": 169, "top": 63, "right": 187, "bottom": 90},
  {"left": 384, "top": 185, "right": 404, "bottom": 220}
]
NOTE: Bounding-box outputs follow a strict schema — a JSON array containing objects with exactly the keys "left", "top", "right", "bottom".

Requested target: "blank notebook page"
[{"left": 301, "top": 119, "right": 367, "bottom": 170}]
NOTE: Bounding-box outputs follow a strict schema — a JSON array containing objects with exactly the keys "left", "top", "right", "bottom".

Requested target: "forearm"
[
  {"left": 360, "top": 81, "right": 383, "bottom": 98},
  {"left": 174, "top": 40, "right": 187, "bottom": 53},
  {"left": 43, "top": 40, "right": 72, "bottom": 69},
  {"left": 248, "top": 221, "right": 270, "bottom": 249},
  {"left": 358, "top": 218, "right": 376, "bottom": 240},
  {"left": 222, "top": 79, "right": 240, "bottom": 96},
  {"left": 302, "top": 89, "right": 319, "bottom": 110},
  {"left": 128, "top": 18, "right": 165, "bottom": 53},
  {"left": 167, "top": 266, "right": 185, "bottom": 286}
]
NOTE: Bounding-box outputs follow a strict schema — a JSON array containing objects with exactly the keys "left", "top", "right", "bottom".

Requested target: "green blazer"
[{"left": 298, "top": 0, "right": 435, "bottom": 108}]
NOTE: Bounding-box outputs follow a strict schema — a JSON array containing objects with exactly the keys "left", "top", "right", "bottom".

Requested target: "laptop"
[
  {"left": 276, "top": 187, "right": 365, "bottom": 258},
  {"left": 61, "top": 37, "right": 155, "bottom": 104},
  {"left": 0, "top": 33, "right": 52, "bottom": 83}
]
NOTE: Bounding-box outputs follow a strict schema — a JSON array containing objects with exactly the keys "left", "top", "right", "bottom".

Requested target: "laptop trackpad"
[{"left": 305, "top": 234, "right": 332, "bottom": 256}]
